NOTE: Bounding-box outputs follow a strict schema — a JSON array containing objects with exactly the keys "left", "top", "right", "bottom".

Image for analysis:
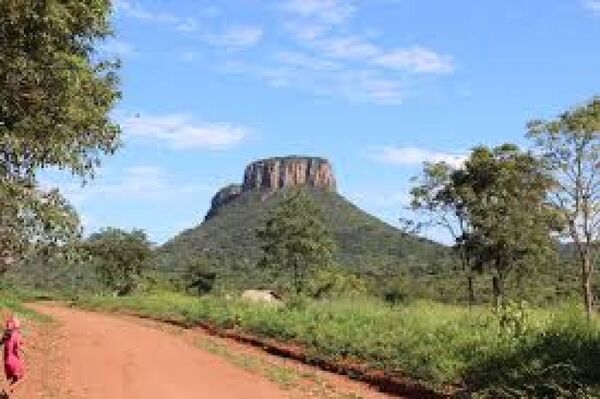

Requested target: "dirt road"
[{"left": 27, "top": 304, "right": 290, "bottom": 399}]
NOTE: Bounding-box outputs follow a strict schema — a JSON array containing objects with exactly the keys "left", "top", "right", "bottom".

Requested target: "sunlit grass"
[{"left": 76, "top": 292, "right": 600, "bottom": 396}]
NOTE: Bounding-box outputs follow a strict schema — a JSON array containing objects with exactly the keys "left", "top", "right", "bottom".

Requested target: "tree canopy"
[
  {"left": 462, "top": 144, "right": 557, "bottom": 307},
  {"left": 528, "top": 97, "right": 600, "bottom": 317},
  {"left": 0, "top": 0, "right": 120, "bottom": 266},
  {"left": 412, "top": 144, "right": 558, "bottom": 307},
  {"left": 257, "top": 189, "right": 335, "bottom": 294},
  {"left": 85, "top": 228, "right": 153, "bottom": 296},
  {"left": 410, "top": 160, "right": 476, "bottom": 304}
]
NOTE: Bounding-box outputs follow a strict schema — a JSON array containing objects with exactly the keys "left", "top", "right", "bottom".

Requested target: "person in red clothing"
[{"left": 2, "top": 316, "right": 24, "bottom": 396}]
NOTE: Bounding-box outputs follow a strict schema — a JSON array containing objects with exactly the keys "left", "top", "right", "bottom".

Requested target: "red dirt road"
[{"left": 29, "top": 304, "right": 289, "bottom": 399}]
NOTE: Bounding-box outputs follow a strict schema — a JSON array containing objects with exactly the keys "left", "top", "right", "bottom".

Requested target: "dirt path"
[
  {"left": 27, "top": 304, "right": 292, "bottom": 399},
  {"left": 23, "top": 304, "right": 392, "bottom": 399}
]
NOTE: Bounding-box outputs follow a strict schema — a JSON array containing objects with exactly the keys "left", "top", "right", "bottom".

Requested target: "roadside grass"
[
  {"left": 197, "top": 335, "right": 369, "bottom": 398},
  {"left": 197, "top": 337, "right": 299, "bottom": 390},
  {"left": 0, "top": 289, "right": 51, "bottom": 323},
  {"left": 75, "top": 292, "right": 600, "bottom": 397}
]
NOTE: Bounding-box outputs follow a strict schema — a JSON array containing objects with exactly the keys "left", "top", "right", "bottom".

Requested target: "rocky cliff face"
[
  {"left": 206, "top": 156, "right": 336, "bottom": 220},
  {"left": 243, "top": 156, "right": 336, "bottom": 192}
]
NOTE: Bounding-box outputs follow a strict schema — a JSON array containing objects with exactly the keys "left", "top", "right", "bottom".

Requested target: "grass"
[
  {"left": 196, "top": 335, "right": 369, "bottom": 399},
  {"left": 75, "top": 292, "right": 600, "bottom": 397},
  {"left": 0, "top": 288, "right": 51, "bottom": 323},
  {"left": 197, "top": 337, "right": 299, "bottom": 389}
]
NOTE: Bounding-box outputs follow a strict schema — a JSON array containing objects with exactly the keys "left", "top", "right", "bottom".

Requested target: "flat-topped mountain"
[
  {"left": 160, "top": 156, "right": 452, "bottom": 286},
  {"left": 206, "top": 156, "right": 337, "bottom": 220}
]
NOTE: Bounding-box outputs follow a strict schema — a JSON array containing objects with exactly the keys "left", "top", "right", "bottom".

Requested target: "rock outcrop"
[
  {"left": 205, "top": 156, "right": 337, "bottom": 220},
  {"left": 243, "top": 156, "right": 336, "bottom": 192},
  {"left": 205, "top": 184, "right": 243, "bottom": 220}
]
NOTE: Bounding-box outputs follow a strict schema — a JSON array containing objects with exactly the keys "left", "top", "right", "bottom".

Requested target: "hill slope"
[{"left": 159, "top": 187, "right": 452, "bottom": 279}]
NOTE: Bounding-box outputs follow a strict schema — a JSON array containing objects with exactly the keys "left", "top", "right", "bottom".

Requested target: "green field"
[{"left": 76, "top": 292, "right": 600, "bottom": 397}]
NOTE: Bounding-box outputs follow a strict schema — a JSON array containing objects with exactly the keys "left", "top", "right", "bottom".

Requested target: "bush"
[{"left": 307, "top": 268, "right": 368, "bottom": 299}]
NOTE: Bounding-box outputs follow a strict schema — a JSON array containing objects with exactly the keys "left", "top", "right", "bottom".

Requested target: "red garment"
[{"left": 3, "top": 329, "right": 24, "bottom": 381}]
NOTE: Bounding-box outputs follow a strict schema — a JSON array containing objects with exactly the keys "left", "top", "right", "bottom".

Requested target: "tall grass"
[{"left": 76, "top": 292, "right": 600, "bottom": 396}]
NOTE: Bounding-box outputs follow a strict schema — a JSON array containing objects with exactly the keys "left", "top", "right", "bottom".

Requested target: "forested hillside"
[{"left": 158, "top": 187, "right": 452, "bottom": 281}]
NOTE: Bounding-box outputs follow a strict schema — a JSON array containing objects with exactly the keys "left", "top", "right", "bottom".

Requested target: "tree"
[
  {"left": 0, "top": 1, "right": 120, "bottom": 267},
  {"left": 85, "top": 228, "right": 152, "bottom": 296},
  {"left": 410, "top": 161, "right": 477, "bottom": 305},
  {"left": 412, "top": 145, "right": 557, "bottom": 308},
  {"left": 462, "top": 145, "right": 557, "bottom": 308},
  {"left": 528, "top": 98, "right": 600, "bottom": 318},
  {"left": 307, "top": 267, "right": 368, "bottom": 299},
  {"left": 184, "top": 257, "right": 218, "bottom": 296},
  {"left": 257, "top": 190, "right": 335, "bottom": 295},
  {"left": 0, "top": 185, "right": 79, "bottom": 273}
]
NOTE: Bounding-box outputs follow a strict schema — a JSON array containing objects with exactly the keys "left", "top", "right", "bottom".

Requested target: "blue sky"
[{"left": 48, "top": 0, "right": 600, "bottom": 244}]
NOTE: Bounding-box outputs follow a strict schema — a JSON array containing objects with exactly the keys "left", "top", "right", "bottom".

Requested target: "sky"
[{"left": 46, "top": 0, "right": 600, "bottom": 245}]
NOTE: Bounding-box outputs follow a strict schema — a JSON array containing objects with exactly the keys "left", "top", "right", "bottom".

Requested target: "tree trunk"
[
  {"left": 293, "top": 257, "right": 301, "bottom": 295},
  {"left": 460, "top": 248, "right": 475, "bottom": 308},
  {"left": 492, "top": 274, "right": 505, "bottom": 310},
  {"left": 467, "top": 274, "right": 475, "bottom": 308},
  {"left": 582, "top": 254, "right": 594, "bottom": 320}
]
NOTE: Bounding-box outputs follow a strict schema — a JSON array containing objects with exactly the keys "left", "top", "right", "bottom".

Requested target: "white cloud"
[
  {"left": 274, "top": 0, "right": 456, "bottom": 101},
  {"left": 259, "top": 67, "right": 295, "bottom": 88},
  {"left": 370, "top": 147, "right": 467, "bottom": 168},
  {"left": 204, "top": 26, "right": 264, "bottom": 49},
  {"left": 359, "top": 77, "right": 404, "bottom": 104},
  {"left": 114, "top": 1, "right": 208, "bottom": 36},
  {"left": 284, "top": 22, "right": 328, "bottom": 41},
  {"left": 328, "top": 70, "right": 405, "bottom": 104},
  {"left": 375, "top": 46, "right": 455, "bottom": 74},
  {"left": 114, "top": 0, "right": 178, "bottom": 24},
  {"left": 275, "top": 51, "right": 340, "bottom": 71},
  {"left": 178, "top": 50, "right": 201, "bottom": 62},
  {"left": 249, "top": 63, "right": 404, "bottom": 105},
  {"left": 584, "top": 0, "right": 600, "bottom": 14},
  {"left": 300, "top": 34, "right": 454, "bottom": 75},
  {"left": 251, "top": 62, "right": 404, "bottom": 104},
  {"left": 175, "top": 18, "right": 200, "bottom": 33},
  {"left": 119, "top": 113, "right": 249, "bottom": 151},
  {"left": 281, "top": 0, "right": 356, "bottom": 25},
  {"left": 194, "top": 0, "right": 456, "bottom": 105},
  {"left": 97, "top": 39, "right": 136, "bottom": 58},
  {"left": 313, "top": 35, "right": 381, "bottom": 59},
  {"left": 50, "top": 166, "right": 213, "bottom": 204}
]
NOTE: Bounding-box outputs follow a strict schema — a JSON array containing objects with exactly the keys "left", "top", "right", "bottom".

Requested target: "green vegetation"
[
  {"left": 0, "top": 1, "right": 599, "bottom": 395},
  {"left": 198, "top": 337, "right": 299, "bottom": 389},
  {"left": 75, "top": 292, "right": 600, "bottom": 397},
  {"left": 158, "top": 187, "right": 454, "bottom": 295},
  {"left": 84, "top": 228, "right": 153, "bottom": 296},
  {"left": 528, "top": 99, "right": 600, "bottom": 318},
  {"left": 0, "top": 0, "right": 120, "bottom": 271},
  {"left": 183, "top": 257, "right": 218, "bottom": 296},
  {"left": 0, "top": 288, "right": 50, "bottom": 322},
  {"left": 257, "top": 189, "right": 335, "bottom": 294},
  {"left": 412, "top": 144, "right": 558, "bottom": 308}
]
